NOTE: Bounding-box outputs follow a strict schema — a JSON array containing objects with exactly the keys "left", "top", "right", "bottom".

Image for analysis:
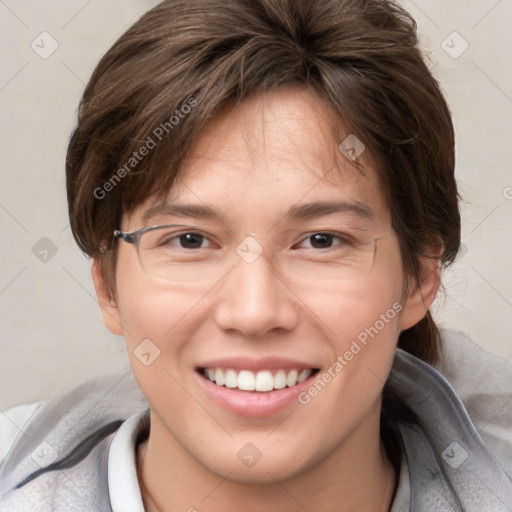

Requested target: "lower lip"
[{"left": 196, "top": 371, "right": 317, "bottom": 417}]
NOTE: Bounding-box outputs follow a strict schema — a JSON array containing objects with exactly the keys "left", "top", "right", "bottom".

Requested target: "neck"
[{"left": 137, "top": 408, "right": 397, "bottom": 512}]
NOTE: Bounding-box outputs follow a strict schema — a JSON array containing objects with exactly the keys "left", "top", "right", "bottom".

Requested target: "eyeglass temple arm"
[{"left": 114, "top": 230, "right": 137, "bottom": 245}]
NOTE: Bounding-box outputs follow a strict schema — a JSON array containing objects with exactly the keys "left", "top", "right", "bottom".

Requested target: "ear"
[
  {"left": 400, "top": 255, "right": 442, "bottom": 331},
  {"left": 91, "top": 258, "right": 124, "bottom": 336}
]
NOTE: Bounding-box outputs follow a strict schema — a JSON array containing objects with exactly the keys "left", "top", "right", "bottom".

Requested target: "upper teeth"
[{"left": 204, "top": 368, "right": 313, "bottom": 392}]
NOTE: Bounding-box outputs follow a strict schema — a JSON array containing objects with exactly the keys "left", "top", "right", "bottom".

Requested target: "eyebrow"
[
  {"left": 142, "top": 200, "right": 374, "bottom": 225},
  {"left": 142, "top": 203, "right": 222, "bottom": 225},
  {"left": 284, "top": 200, "right": 374, "bottom": 222}
]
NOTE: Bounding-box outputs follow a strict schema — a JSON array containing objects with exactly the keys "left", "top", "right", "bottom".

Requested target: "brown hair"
[{"left": 66, "top": 0, "right": 460, "bottom": 365}]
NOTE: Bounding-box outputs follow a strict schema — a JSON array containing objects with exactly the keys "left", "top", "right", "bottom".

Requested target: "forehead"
[{"left": 129, "top": 86, "right": 390, "bottom": 229}]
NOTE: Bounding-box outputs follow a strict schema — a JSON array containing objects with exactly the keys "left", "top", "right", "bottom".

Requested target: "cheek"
[
  {"left": 115, "top": 245, "right": 191, "bottom": 333},
  {"left": 114, "top": 280, "right": 207, "bottom": 422},
  {"left": 313, "top": 283, "right": 403, "bottom": 388},
  {"left": 296, "top": 243, "right": 405, "bottom": 417},
  {"left": 293, "top": 289, "right": 402, "bottom": 456},
  {"left": 117, "top": 283, "right": 204, "bottom": 348},
  {"left": 301, "top": 253, "right": 405, "bottom": 354},
  {"left": 113, "top": 247, "right": 209, "bottom": 372}
]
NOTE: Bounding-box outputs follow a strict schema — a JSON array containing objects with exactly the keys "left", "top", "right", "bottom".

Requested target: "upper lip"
[{"left": 196, "top": 356, "right": 320, "bottom": 372}]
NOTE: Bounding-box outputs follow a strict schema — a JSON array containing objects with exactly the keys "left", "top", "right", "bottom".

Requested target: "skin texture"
[{"left": 92, "top": 86, "right": 440, "bottom": 512}]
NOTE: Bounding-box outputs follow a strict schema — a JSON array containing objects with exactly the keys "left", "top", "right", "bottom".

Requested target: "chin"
[{"left": 196, "top": 438, "right": 318, "bottom": 485}]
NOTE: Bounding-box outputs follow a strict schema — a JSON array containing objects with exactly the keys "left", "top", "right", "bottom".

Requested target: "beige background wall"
[{"left": 0, "top": 0, "right": 511, "bottom": 410}]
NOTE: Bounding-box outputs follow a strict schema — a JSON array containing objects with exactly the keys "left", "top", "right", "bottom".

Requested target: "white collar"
[{"left": 108, "top": 410, "right": 149, "bottom": 512}]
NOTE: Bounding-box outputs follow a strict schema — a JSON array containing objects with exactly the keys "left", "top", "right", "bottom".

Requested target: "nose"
[{"left": 214, "top": 250, "right": 299, "bottom": 339}]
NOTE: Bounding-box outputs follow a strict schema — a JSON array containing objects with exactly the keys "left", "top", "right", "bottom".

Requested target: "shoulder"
[
  {"left": 386, "top": 332, "right": 512, "bottom": 510},
  {"left": 0, "top": 369, "right": 148, "bottom": 511},
  {"left": 0, "top": 400, "right": 46, "bottom": 466},
  {"left": 436, "top": 327, "right": 512, "bottom": 475}
]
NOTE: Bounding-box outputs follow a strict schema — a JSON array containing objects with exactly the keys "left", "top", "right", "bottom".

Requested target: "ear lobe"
[
  {"left": 400, "top": 256, "right": 442, "bottom": 331},
  {"left": 91, "top": 258, "right": 124, "bottom": 336}
]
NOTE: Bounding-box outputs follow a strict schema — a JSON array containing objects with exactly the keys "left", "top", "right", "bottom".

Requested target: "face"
[{"left": 94, "top": 86, "right": 434, "bottom": 484}]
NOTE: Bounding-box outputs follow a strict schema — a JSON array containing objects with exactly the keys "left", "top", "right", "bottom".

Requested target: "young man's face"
[{"left": 94, "top": 86, "right": 432, "bottom": 483}]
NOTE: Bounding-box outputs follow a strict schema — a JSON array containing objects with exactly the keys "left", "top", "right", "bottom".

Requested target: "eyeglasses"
[{"left": 114, "top": 224, "right": 380, "bottom": 286}]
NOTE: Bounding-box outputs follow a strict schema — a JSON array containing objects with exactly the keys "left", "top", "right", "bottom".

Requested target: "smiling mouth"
[{"left": 198, "top": 367, "right": 320, "bottom": 392}]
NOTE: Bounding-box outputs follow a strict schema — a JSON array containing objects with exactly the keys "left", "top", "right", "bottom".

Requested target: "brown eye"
[
  {"left": 157, "top": 231, "right": 209, "bottom": 249},
  {"left": 178, "top": 233, "right": 205, "bottom": 249},
  {"left": 295, "top": 232, "right": 354, "bottom": 251},
  {"left": 309, "top": 233, "right": 334, "bottom": 249}
]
